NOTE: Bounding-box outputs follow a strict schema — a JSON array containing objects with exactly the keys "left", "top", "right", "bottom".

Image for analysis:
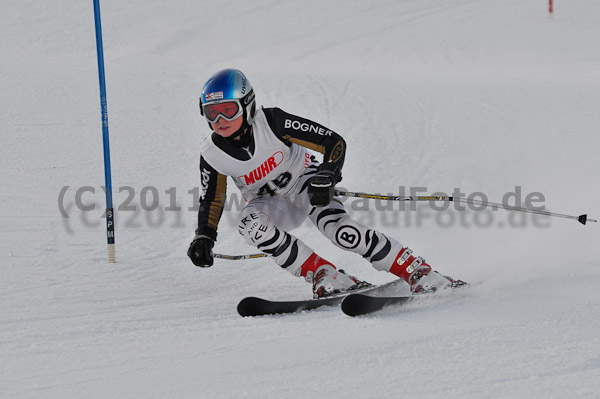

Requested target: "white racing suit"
[
  {"left": 196, "top": 106, "right": 403, "bottom": 276},
  {"left": 236, "top": 159, "right": 403, "bottom": 276}
]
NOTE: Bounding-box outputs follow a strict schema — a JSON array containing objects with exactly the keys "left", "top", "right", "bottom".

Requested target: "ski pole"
[
  {"left": 335, "top": 190, "right": 597, "bottom": 225},
  {"left": 214, "top": 253, "right": 268, "bottom": 260},
  {"left": 213, "top": 189, "right": 596, "bottom": 262}
]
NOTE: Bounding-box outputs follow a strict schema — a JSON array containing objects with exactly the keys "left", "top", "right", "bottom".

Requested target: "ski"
[
  {"left": 237, "top": 279, "right": 404, "bottom": 317},
  {"left": 237, "top": 295, "right": 343, "bottom": 317},
  {"left": 341, "top": 280, "right": 469, "bottom": 316},
  {"left": 341, "top": 294, "right": 414, "bottom": 317}
]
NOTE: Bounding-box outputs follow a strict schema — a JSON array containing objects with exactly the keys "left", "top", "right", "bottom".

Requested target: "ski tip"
[
  {"left": 340, "top": 294, "right": 373, "bottom": 317},
  {"left": 342, "top": 293, "right": 414, "bottom": 316},
  {"left": 237, "top": 297, "right": 265, "bottom": 317}
]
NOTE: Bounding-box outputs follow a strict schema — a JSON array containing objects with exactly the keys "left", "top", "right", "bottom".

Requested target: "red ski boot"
[
  {"left": 389, "top": 247, "right": 464, "bottom": 294},
  {"left": 300, "top": 253, "right": 370, "bottom": 298}
]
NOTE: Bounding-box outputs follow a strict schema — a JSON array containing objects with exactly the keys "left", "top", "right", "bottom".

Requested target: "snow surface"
[{"left": 2, "top": 0, "right": 600, "bottom": 398}]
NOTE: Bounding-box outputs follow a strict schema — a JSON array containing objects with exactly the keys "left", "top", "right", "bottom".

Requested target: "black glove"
[
  {"left": 187, "top": 235, "right": 214, "bottom": 267},
  {"left": 308, "top": 167, "right": 339, "bottom": 207}
]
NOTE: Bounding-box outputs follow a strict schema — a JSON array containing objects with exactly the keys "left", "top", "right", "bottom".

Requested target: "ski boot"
[
  {"left": 389, "top": 247, "right": 466, "bottom": 294},
  {"left": 300, "top": 253, "right": 370, "bottom": 298}
]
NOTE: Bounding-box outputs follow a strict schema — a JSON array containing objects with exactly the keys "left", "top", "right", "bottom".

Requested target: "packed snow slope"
[{"left": 2, "top": 0, "right": 600, "bottom": 398}]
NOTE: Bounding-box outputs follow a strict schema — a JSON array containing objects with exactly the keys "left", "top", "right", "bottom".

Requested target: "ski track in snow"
[{"left": 2, "top": 0, "right": 600, "bottom": 398}]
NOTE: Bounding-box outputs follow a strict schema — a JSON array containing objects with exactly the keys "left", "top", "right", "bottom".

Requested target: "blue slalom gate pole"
[{"left": 93, "top": 0, "right": 116, "bottom": 262}]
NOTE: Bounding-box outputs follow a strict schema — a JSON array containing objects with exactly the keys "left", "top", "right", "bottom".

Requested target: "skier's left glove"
[
  {"left": 188, "top": 234, "right": 214, "bottom": 267},
  {"left": 308, "top": 165, "right": 341, "bottom": 207}
]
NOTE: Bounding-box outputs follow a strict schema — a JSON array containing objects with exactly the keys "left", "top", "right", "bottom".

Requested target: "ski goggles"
[{"left": 201, "top": 100, "right": 243, "bottom": 124}]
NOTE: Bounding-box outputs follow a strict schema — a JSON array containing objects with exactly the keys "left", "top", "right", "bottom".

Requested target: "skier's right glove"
[
  {"left": 307, "top": 163, "right": 342, "bottom": 207},
  {"left": 308, "top": 171, "right": 336, "bottom": 207},
  {"left": 187, "top": 235, "right": 214, "bottom": 267}
]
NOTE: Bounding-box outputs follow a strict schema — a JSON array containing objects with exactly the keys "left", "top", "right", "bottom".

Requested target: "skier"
[{"left": 188, "top": 68, "right": 462, "bottom": 298}]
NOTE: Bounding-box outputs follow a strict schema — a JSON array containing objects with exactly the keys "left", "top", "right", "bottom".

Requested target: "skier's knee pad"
[{"left": 237, "top": 208, "right": 276, "bottom": 246}]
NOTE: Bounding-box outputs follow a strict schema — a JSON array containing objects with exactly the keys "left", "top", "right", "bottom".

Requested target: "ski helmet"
[{"left": 200, "top": 69, "right": 256, "bottom": 129}]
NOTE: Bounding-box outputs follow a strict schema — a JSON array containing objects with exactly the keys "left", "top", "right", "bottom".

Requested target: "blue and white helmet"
[{"left": 200, "top": 69, "right": 256, "bottom": 126}]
